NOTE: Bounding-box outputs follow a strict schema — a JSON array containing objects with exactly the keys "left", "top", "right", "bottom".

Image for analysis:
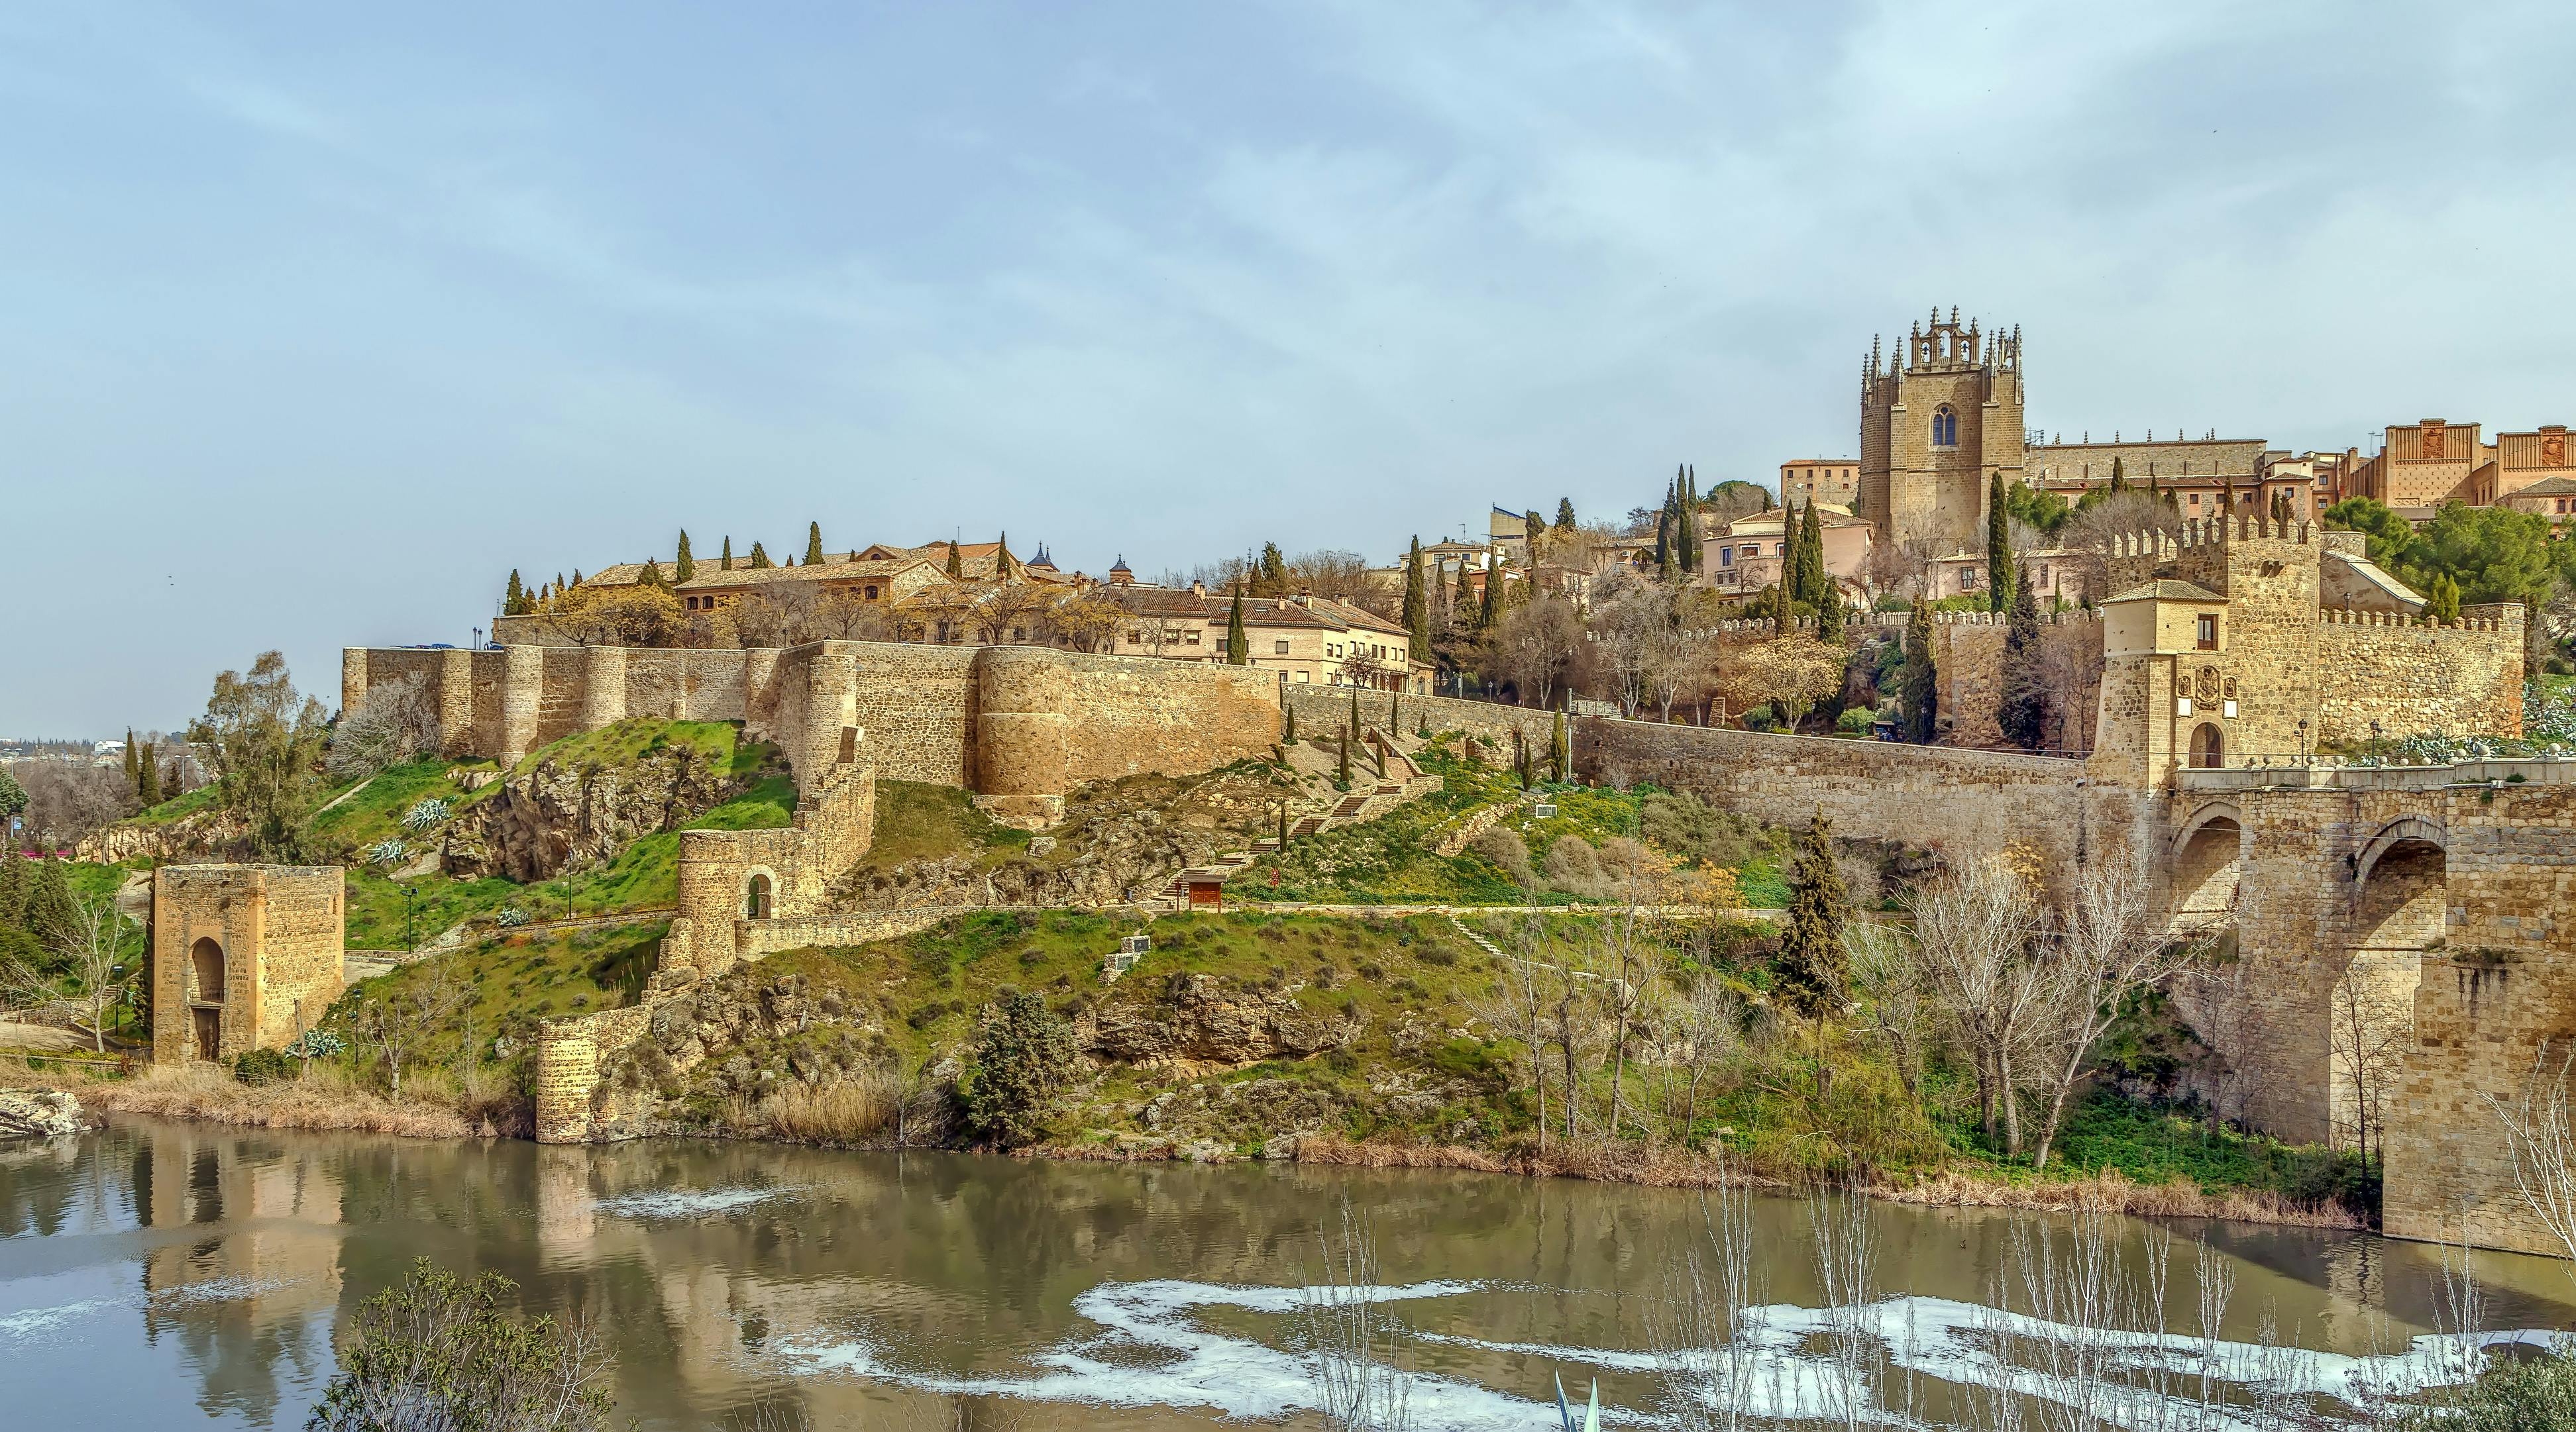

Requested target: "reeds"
[
  {"left": 1297, "top": 1203, "right": 1415, "bottom": 1432},
  {"left": 87, "top": 1062, "right": 481, "bottom": 1139},
  {"left": 743, "top": 1069, "right": 951, "bottom": 1148}
]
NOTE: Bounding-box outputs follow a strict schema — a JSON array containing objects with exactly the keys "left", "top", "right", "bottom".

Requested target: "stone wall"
[
  {"left": 976, "top": 647, "right": 1281, "bottom": 822},
  {"left": 2315, "top": 606, "right": 2526, "bottom": 745},
  {"left": 150, "top": 864, "right": 345, "bottom": 1063},
  {"left": 1288, "top": 685, "right": 1558, "bottom": 756},
  {"left": 1925, "top": 610, "right": 2102, "bottom": 751}
]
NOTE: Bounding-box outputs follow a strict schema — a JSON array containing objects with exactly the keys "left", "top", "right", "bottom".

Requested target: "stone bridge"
[{"left": 2165, "top": 759, "right": 2576, "bottom": 1253}]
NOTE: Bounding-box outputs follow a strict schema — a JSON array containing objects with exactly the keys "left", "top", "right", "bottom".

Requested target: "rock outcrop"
[
  {"left": 0, "top": 1090, "right": 91, "bottom": 1139},
  {"left": 1083, "top": 972, "right": 1363, "bottom": 1066},
  {"left": 77, "top": 809, "right": 246, "bottom": 864},
  {"left": 443, "top": 744, "right": 746, "bottom": 882}
]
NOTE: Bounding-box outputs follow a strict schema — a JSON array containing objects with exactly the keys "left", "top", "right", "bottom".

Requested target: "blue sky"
[{"left": 7, "top": 1, "right": 2574, "bottom": 735}]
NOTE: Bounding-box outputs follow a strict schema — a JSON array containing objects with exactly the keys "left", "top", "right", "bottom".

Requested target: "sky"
[{"left": 6, "top": 1, "right": 2575, "bottom": 737}]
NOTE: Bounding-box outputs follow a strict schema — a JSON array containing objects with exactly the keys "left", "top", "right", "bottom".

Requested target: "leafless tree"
[
  {"left": 1846, "top": 919, "right": 1937, "bottom": 1100},
  {"left": 1650, "top": 1154, "right": 1770, "bottom": 1432},
  {"left": 7, "top": 761, "right": 137, "bottom": 849},
  {"left": 1666, "top": 975, "right": 1746, "bottom": 1145},
  {"left": 3, "top": 894, "right": 135, "bottom": 1051},
  {"left": 1716, "top": 638, "right": 1849, "bottom": 733},
  {"left": 1468, "top": 927, "right": 1556, "bottom": 1154},
  {"left": 2025, "top": 855, "right": 2204, "bottom": 1169},
  {"left": 1908, "top": 852, "right": 2049, "bottom": 1154},
  {"left": 2328, "top": 954, "right": 2414, "bottom": 1167},
  {"left": 1809, "top": 1182, "right": 1882, "bottom": 1432},
  {"left": 2481, "top": 1041, "right": 2576, "bottom": 1266},
  {"left": 2031, "top": 621, "right": 2103, "bottom": 755},
  {"left": 1298, "top": 1203, "right": 1415, "bottom": 1431},
  {"left": 1287, "top": 549, "right": 1374, "bottom": 603},
  {"left": 352, "top": 958, "right": 466, "bottom": 1098},
  {"left": 328, "top": 672, "right": 443, "bottom": 781},
  {"left": 1036, "top": 591, "right": 1124, "bottom": 652},
  {"left": 2062, "top": 488, "right": 2185, "bottom": 554},
  {"left": 1489, "top": 595, "right": 1585, "bottom": 708}
]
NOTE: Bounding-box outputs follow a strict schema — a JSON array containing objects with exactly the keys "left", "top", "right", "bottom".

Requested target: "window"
[
  {"left": 2188, "top": 723, "right": 2225, "bottom": 769},
  {"left": 2196, "top": 615, "right": 2218, "bottom": 650},
  {"left": 1933, "top": 405, "right": 1958, "bottom": 447},
  {"left": 1774, "top": 543, "right": 1787, "bottom": 557},
  {"left": 864, "top": 586, "right": 879, "bottom": 600},
  {"left": 1718, "top": 547, "right": 1734, "bottom": 568},
  {"left": 1273, "top": 639, "right": 1289, "bottom": 655},
  {"left": 2189, "top": 493, "right": 2202, "bottom": 507},
  {"left": 744, "top": 874, "right": 773, "bottom": 920},
  {"left": 1293, "top": 671, "right": 1309, "bottom": 682}
]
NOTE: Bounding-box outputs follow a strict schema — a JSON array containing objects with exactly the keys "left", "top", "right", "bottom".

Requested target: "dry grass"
[
  {"left": 1881, "top": 1165, "right": 2368, "bottom": 1229},
  {"left": 733, "top": 1070, "right": 949, "bottom": 1149},
  {"left": 80, "top": 1063, "right": 500, "bottom": 1141}
]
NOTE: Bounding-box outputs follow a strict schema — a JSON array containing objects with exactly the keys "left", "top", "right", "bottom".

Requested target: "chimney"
[{"left": 1190, "top": 580, "right": 1206, "bottom": 598}]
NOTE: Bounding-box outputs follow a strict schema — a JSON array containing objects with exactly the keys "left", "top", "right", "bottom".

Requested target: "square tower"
[
  {"left": 1860, "top": 308, "right": 2025, "bottom": 555},
  {"left": 151, "top": 865, "right": 345, "bottom": 1064}
]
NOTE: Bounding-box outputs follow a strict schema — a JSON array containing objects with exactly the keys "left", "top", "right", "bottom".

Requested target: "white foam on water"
[
  {"left": 594, "top": 1186, "right": 803, "bottom": 1219},
  {"left": 775, "top": 1277, "right": 2562, "bottom": 1431},
  {"left": 0, "top": 1275, "right": 290, "bottom": 1343}
]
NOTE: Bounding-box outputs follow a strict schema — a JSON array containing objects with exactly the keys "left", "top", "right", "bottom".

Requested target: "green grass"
[
  {"left": 2037, "top": 1090, "right": 2377, "bottom": 1209},
  {"left": 855, "top": 780, "right": 1033, "bottom": 870},
  {"left": 336, "top": 723, "right": 796, "bottom": 949},
  {"left": 334, "top": 921, "right": 666, "bottom": 1069},
  {"left": 130, "top": 784, "right": 221, "bottom": 827}
]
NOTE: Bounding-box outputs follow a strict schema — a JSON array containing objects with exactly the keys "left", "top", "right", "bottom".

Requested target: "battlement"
[
  {"left": 2104, "top": 517, "right": 2316, "bottom": 560},
  {"left": 2319, "top": 606, "right": 2515, "bottom": 635}
]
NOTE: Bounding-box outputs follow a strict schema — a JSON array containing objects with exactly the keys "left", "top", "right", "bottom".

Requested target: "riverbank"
[{"left": 23, "top": 1063, "right": 2365, "bottom": 1234}]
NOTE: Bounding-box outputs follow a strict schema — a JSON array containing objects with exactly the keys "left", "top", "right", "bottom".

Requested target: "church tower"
[{"left": 1860, "top": 308, "right": 2025, "bottom": 554}]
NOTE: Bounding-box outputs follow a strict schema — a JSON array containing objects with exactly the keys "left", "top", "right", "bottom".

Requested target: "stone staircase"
[{"left": 1152, "top": 733, "right": 1441, "bottom": 908}]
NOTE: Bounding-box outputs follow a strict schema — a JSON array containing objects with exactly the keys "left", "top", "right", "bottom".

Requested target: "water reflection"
[{"left": 2, "top": 1119, "right": 2571, "bottom": 1429}]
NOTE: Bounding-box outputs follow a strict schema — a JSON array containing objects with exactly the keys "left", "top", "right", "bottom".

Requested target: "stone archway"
[
  {"left": 2169, "top": 803, "right": 2246, "bottom": 929},
  {"left": 743, "top": 872, "right": 773, "bottom": 921},
  {"left": 2333, "top": 824, "right": 2447, "bottom": 1160},
  {"left": 2188, "top": 722, "right": 2226, "bottom": 769}
]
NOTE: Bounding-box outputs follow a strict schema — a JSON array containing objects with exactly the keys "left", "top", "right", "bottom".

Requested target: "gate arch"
[{"left": 2355, "top": 816, "right": 2445, "bottom": 888}]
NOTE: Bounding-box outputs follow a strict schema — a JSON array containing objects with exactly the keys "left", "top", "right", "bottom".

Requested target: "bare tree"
[
  {"left": 1908, "top": 853, "right": 2049, "bottom": 1154},
  {"left": 1650, "top": 1155, "right": 1769, "bottom": 1432},
  {"left": 328, "top": 671, "right": 443, "bottom": 782},
  {"left": 2328, "top": 954, "right": 2413, "bottom": 1168},
  {"left": 2481, "top": 1041, "right": 2576, "bottom": 1266},
  {"left": 1297, "top": 1203, "right": 1415, "bottom": 1431},
  {"left": 352, "top": 958, "right": 466, "bottom": 1098},
  {"left": 3, "top": 894, "right": 135, "bottom": 1052},
  {"left": 1716, "top": 638, "right": 1848, "bottom": 733},
  {"left": 8, "top": 762, "right": 136, "bottom": 850},
  {"left": 1846, "top": 919, "right": 1937, "bottom": 1100},
  {"left": 1586, "top": 575, "right": 1674, "bottom": 717},
  {"left": 1667, "top": 975, "right": 1747, "bottom": 1143},
  {"left": 1489, "top": 595, "right": 1585, "bottom": 708},
  {"left": 2026, "top": 855, "right": 2205, "bottom": 1170}
]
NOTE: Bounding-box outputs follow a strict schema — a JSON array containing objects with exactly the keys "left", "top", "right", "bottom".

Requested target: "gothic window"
[{"left": 1932, "top": 405, "right": 1958, "bottom": 448}]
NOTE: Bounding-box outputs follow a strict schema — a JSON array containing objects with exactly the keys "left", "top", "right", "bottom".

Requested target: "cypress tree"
[
  {"left": 1777, "top": 811, "right": 1849, "bottom": 1096},
  {"left": 138, "top": 743, "right": 161, "bottom": 807},
  {"left": 945, "top": 540, "right": 963, "bottom": 579},
  {"left": 1525, "top": 510, "right": 1544, "bottom": 547},
  {"left": 675, "top": 533, "right": 696, "bottom": 583},
  {"left": 1452, "top": 560, "right": 1473, "bottom": 625},
  {"left": 23, "top": 856, "right": 76, "bottom": 949},
  {"left": 1350, "top": 690, "right": 1362, "bottom": 750},
  {"left": 1258, "top": 542, "right": 1287, "bottom": 596},
  {"left": 571, "top": 568, "right": 584, "bottom": 587},
  {"left": 1901, "top": 602, "right": 1938, "bottom": 742},
  {"left": 2108, "top": 456, "right": 2127, "bottom": 495},
  {"left": 504, "top": 570, "right": 526, "bottom": 615},
  {"left": 749, "top": 542, "right": 773, "bottom": 570},
  {"left": 2428, "top": 572, "right": 2461, "bottom": 624},
  {"left": 720, "top": 537, "right": 733, "bottom": 572},
  {"left": 1770, "top": 570, "right": 1793, "bottom": 637},
  {"left": 1337, "top": 713, "right": 1352, "bottom": 784},
  {"left": 1284, "top": 703, "right": 1297, "bottom": 743},
  {"left": 1225, "top": 589, "right": 1248, "bottom": 664},
  {"left": 555, "top": 572, "right": 565, "bottom": 593},
  {"left": 1478, "top": 568, "right": 1499, "bottom": 629},
  {"left": 805, "top": 523, "right": 826, "bottom": 566},
  {"left": 1653, "top": 480, "right": 1674, "bottom": 580},
  {"left": 1998, "top": 564, "right": 2050, "bottom": 750},
  {"left": 1554, "top": 497, "right": 1576, "bottom": 531},
  {"left": 123, "top": 731, "right": 138, "bottom": 788},
  {"left": 1550, "top": 709, "right": 1569, "bottom": 782},
  {"left": 1986, "top": 470, "right": 2013, "bottom": 614},
  {"left": 1279, "top": 803, "right": 1290, "bottom": 851},
  {"left": 1401, "top": 537, "right": 1428, "bottom": 662}
]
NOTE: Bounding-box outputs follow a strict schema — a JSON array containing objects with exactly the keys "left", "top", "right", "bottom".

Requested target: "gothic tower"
[{"left": 1860, "top": 307, "right": 2026, "bottom": 554}]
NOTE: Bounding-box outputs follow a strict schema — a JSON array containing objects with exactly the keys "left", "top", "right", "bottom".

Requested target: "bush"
[
  {"left": 1639, "top": 790, "right": 1762, "bottom": 868},
  {"left": 233, "top": 1048, "right": 297, "bottom": 1086},
  {"left": 1540, "top": 836, "right": 1605, "bottom": 897},
  {"left": 1470, "top": 826, "right": 1532, "bottom": 884},
  {"left": 2402, "top": 1345, "right": 2576, "bottom": 1429},
  {"left": 959, "top": 987, "right": 1076, "bottom": 1149},
  {"left": 307, "top": 1258, "right": 611, "bottom": 1432},
  {"left": 327, "top": 672, "right": 443, "bottom": 783}
]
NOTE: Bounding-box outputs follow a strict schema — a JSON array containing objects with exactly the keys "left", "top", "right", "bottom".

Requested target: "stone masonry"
[{"left": 151, "top": 864, "right": 345, "bottom": 1064}]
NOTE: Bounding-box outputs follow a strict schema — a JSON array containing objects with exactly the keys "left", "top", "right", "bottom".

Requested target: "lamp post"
[
  {"left": 403, "top": 883, "right": 417, "bottom": 954},
  {"left": 2298, "top": 719, "right": 2311, "bottom": 766}
]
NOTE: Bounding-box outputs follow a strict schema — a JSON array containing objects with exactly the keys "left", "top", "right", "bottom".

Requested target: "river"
[{"left": 4, "top": 1118, "right": 2573, "bottom": 1429}]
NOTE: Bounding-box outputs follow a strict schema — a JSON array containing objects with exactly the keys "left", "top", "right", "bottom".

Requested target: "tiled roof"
[
  {"left": 2510, "top": 474, "right": 2576, "bottom": 497},
  {"left": 2102, "top": 580, "right": 2226, "bottom": 604}
]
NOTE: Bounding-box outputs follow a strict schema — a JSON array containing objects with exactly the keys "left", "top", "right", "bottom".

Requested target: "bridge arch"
[
  {"left": 2169, "top": 802, "right": 2247, "bottom": 928},
  {"left": 2355, "top": 816, "right": 2445, "bottom": 888},
  {"left": 2332, "top": 817, "right": 2449, "bottom": 1160}
]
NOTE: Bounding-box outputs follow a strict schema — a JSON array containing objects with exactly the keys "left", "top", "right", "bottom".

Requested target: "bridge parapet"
[{"left": 2175, "top": 757, "right": 2576, "bottom": 794}]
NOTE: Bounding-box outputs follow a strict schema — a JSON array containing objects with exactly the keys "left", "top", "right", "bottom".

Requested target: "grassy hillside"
[
  {"left": 1242, "top": 737, "right": 1792, "bottom": 907},
  {"left": 335, "top": 720, "right": 794, "bottom": 949}
]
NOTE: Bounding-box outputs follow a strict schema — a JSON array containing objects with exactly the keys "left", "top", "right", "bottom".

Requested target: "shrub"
[
  {"left": 307, "top": 1259, "right": 611, "bottom": 1432},
  {"left": 233, "top": 1048, "right": 297, "bottom": 1086},
  {"left": 1541, "top": 837, "right": 1605, "bottom": 897},
  {"left": 327, "top": 672, "right": 443, "bottom": 783},
  {"left": 2401, "top": 1345, "right": 2576, "bottom": 1429},
  {"left": 959, "top": 987, "right": 1076, "bottom": 1149},
  {"left": 1470, "top": 826, "right": 1532, "bottom": 884}
]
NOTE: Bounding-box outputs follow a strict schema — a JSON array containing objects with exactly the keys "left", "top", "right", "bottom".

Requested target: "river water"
[{"left": 5, "top": 1119, "right": 2573, "bottom": 1430}]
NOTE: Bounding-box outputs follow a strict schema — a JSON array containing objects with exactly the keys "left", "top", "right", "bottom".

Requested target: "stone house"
[
  {"left": 1097, "top": 586, "right": 1430, "bottom": 691},
  {"left": 2500, "top": 473, "right": 2576, "bottom": 519},
  {"left": 2345, "top": 419, "right": 2576, "bottom": 516},
  {"left": 1708, "top": 503, "right": 1872, "bottom": 593},
  {"left": 1780, "top": 457, "right": 1859, "bottom": 509}
]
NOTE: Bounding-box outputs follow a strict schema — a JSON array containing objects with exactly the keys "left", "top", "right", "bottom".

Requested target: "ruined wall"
[
  {"left": 976, "top": 647, "right": 1279, "bottom": 805},
  {"left": 150, "top": 865, "right": 345, "bottom": 1063},
  {"left": 1287, "top": 685, "right": 1557, "bottom": 756}
]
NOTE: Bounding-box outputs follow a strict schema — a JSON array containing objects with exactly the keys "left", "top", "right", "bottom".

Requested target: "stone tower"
[
  {"left": 1860, "top": 307, "right": 2025, "bottom": 554},
  {"left": 151, "top": 864, "right": 345, "bottom": 1064}
]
